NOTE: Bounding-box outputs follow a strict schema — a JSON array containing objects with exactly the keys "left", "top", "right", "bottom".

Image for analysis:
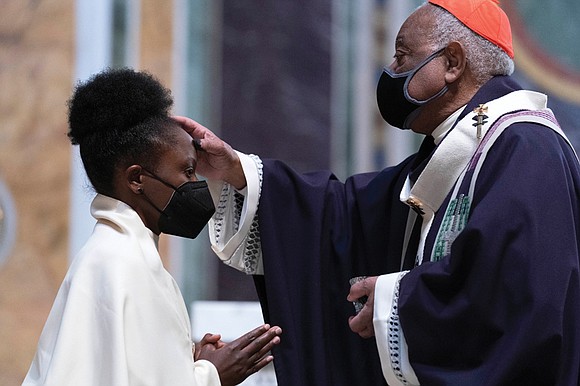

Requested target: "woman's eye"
[{"left": 185, "top": 168, "right": 195, "bottom": 178}]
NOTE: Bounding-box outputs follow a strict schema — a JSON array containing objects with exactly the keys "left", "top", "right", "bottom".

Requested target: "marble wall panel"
[{"left": 0, "top": 0, "right": 74, "bottom": 384}]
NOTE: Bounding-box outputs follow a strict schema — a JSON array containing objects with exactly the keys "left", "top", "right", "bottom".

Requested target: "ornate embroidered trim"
[
  {"left": 233, "top": 192, "right": 244, "bottom": 232},
  {"left": 388, "top": 272, "right": 409, "bottom": 385},
  {"left": 469, "top": 109, "right": 560, "bottom": 171},
  {"left": 249, "top": 154, "right": 263, "bottom": 198},
  {"left": 242, "top": 154, "right": 263, "bottom": 274},
  {"left": 430, "top": 109, "right": 562, "bottom": 263},
  {"left": 432, "top": 193, "right": 471, "bottom": 262},
  {"left": 213, "top": 155, "right": 263, "bottom": 246},
  {"left": 213, "top": 184, "right": 230, "bottom": 246},
  {"left": 243, "top": 212, "right": 262, "bottom": 274}
]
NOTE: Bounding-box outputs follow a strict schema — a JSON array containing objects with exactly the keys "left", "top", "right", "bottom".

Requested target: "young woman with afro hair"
[{"left": 22, "top": 68, "right": 281, "bottom": 386}]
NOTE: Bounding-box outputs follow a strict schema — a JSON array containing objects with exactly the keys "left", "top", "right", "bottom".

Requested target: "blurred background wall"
[
  {"left": 0, "top": 1, "right": 74, "bottom": 383},
  {"left": 0, "top": 0, "right": 578, "bottom": 384}
]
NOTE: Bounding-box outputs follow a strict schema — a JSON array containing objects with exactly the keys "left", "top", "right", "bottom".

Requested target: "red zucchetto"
[{"left": 429, "top": 0, "right": 514, "bottom": 58}]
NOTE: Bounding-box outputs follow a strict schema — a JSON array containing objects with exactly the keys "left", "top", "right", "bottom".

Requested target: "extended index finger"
[
  {"left": 246, "top": 329, "right": 281, "bottom": 364},
  {"left": 172, "top": 116, "right": 211, "bottom": 137},
  {"left": 235, "top": 324, "right": 282, "bottom": 352},
  {"left": 231, "top": 324, "right": 271, "bottom": 350}
]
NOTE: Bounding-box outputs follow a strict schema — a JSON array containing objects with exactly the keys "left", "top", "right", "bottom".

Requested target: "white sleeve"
[
  {"left": 208, "top": 151, "right": 264, "bottom": 275},
  {"left": 193, "top": 360, "right": 221, "bottom": 386},
  {"left": 373, "top": 271, "right": 420, "bottom": 386}
]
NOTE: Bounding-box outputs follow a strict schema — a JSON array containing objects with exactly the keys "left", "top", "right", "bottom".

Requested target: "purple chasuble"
[{"left": 253, "top": 76, "right": 580, "bottom": 385}]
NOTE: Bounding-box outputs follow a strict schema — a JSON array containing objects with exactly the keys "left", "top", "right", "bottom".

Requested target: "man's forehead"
[{"left": 395, "top": 7, "right": 433, "bottom": 48}]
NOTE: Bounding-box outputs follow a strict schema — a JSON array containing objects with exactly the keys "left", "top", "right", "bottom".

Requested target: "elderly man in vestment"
[{"left": 176, "top": 0, "right": 580, "bottom": 384}]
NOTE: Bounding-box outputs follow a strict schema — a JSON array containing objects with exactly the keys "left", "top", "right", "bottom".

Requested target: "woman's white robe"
[{"left": 23, "top": 194, "right": 220, "bottom": 386}]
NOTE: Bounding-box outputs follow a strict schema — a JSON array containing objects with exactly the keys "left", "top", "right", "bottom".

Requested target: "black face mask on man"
[
  {"left": 376, "top": 48, "right": 447, "bottom": 129},
  {"left": 140, "top": 169, "right": 216, "bottom": 239}
]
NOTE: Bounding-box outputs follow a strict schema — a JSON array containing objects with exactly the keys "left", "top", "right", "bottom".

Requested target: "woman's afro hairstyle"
[{"left": 67, "top": 68, "right": 177, "bottom": 195}]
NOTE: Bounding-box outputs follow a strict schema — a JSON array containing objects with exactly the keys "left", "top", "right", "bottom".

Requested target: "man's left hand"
[{"left": 347, "top": 276, "right": 378, "bottom": 338}]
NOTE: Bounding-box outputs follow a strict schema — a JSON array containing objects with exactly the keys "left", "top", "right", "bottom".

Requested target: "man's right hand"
[{"left": 173, "top": 116, "right": 247, "bottom": 190}]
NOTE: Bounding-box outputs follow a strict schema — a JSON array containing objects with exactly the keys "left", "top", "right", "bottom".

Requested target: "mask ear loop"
[
  {"left": 139, "top": 168, "right": 178, "bottom": 212},
  {"left": 142, "top": 167, "right": 205, "bottom": 193},
  {"left": 138, "top": 185, "right": 171, "bottom": 215},
  {"left": 141, "top": 168, "right": 180, "bottom": 191},
  {"left": 402, "top": 47, "right": 448, "bottom": 105}
]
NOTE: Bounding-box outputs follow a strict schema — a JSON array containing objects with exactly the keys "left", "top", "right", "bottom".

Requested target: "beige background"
[{"left": 0, "top": 1, "right": 173, "bottom": 384}]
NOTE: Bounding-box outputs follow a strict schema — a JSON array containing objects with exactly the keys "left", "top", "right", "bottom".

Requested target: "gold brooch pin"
[
  {"left": 472, "top": 104, "right": 489, "bottom": 139},
  {"left": 406, "top": 197, "right": 425, "bottom": 215}
]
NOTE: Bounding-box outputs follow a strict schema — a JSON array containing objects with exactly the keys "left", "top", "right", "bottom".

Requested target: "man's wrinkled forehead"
[{"left": 395, "top": 7, "right": 435, "bottom": 50}]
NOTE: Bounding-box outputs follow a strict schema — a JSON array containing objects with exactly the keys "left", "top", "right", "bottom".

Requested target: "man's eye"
[
  {"left": 185, "top": 168, "right": 195, "bottom": 178},
  {"left": 393, "top": 53, "right": 405, "bottom": 67}
]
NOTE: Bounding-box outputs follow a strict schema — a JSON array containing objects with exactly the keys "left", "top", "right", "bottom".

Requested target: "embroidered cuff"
[
  {"left": 374, "top": 271, "right": 419, "bottom": 386},
  {"left": 208, "top": 152, "right": 264, "bottom": 274}
]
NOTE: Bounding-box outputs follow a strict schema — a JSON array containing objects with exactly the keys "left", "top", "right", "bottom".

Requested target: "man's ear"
[
  {"left": 443, "top": 41, "right": 467, "bottom": 84},
  {"left": 126, "top": 165, "right": 144, "bottom": 195}
]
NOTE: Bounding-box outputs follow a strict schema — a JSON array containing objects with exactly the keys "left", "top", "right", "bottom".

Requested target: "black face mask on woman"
[
  {"left": 376, "top": 48, "right": 447, "bottom": 129},
  {"left": 140, "top": 169, "right": 215, "bottom": 239}
]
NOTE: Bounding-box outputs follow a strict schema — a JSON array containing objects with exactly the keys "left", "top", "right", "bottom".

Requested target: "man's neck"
[{"left": 430, "top": 106, "right": 466, "bottom": 145}]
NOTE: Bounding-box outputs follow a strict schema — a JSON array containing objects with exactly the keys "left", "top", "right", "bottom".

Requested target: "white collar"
[
  {"left": 91, "top": 194, "right": 159, "bottom": 246},
  {"left": 430, "top": 105, "right": 466, "bottom": 145}
]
